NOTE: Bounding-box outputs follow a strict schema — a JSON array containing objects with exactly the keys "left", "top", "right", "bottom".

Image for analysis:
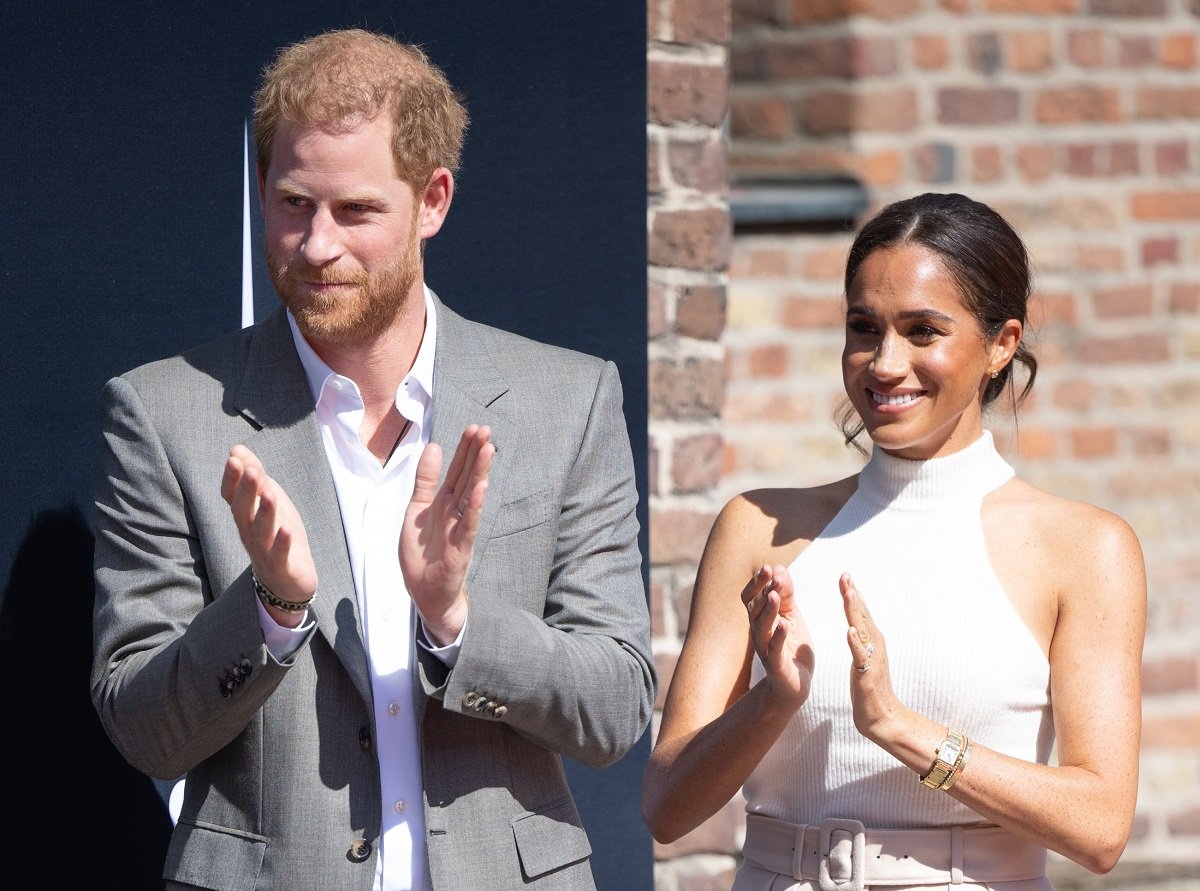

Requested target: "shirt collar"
[{"left": 287, "top": 285, "right": 437, "bottom": 412}]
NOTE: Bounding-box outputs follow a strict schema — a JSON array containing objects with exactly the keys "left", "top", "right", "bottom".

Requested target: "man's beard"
[{"left": 269, "top": 232, "right": 421, "bottom": 347}]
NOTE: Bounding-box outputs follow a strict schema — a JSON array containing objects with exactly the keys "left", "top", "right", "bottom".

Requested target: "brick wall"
[{"left": 650, "top": 0, "right": 1200, "bottom": 888}]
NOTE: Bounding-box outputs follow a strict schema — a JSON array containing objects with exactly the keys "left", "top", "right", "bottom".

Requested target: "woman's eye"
[{"left": 909, "top": 325, "right": 940, "bottom": 341}]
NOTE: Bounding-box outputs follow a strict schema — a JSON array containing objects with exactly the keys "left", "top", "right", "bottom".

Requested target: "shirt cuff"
[
  {"left": 417, "top": 617, "right": 465, "bottom": 668},
  {"left": 254, "top": 593, "right": 314, "bottom": 661}
]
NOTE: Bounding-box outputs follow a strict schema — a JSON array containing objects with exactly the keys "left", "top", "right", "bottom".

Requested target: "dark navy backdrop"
[{"left": 0, "top": 3, "right": 649, "bottom": 887}]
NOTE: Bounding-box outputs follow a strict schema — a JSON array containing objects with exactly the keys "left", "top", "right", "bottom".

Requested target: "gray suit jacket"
[{"left": 91, "top": 296, "right": 655, "bottom": 890}]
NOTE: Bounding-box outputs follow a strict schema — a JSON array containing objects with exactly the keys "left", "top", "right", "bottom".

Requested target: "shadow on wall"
[{"left": 0, "top": 505, "right": 171, "bottom": 888}]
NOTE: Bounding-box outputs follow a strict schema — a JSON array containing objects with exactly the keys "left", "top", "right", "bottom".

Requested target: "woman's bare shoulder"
[{"left": 717, "top": 475, "right": 860, "bottom": 567}]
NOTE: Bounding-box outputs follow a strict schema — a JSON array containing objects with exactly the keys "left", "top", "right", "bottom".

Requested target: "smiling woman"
[{"left": 643, "top": 193, "right": 1147, "bottom": 890}]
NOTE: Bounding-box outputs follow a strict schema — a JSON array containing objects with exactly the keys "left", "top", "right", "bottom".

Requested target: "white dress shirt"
[{"left": 254, "top": 287, "right": 456, "bottom": 891}]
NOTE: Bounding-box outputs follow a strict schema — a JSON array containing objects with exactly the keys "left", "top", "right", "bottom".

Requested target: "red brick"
[
  {"left": 1142, "top": 714, "right": 1200, "bottom": 747},
  {"left": 1168, "top": 808, "right": 1200, "bottom": 837},
  {"left": 649, "top": 280, "right": 669, "bottom": 340},
  {"left": 1090, "top": 0, "right": 1167, "bottom": 14},
  {"left": 649, "top": 356, "right": 725, "bottom": 420},
  {"left": 668, "top": 135, "right": 727, "bottom": 194},
  {"left": 802, "top": 244, "right": 850, "bottom": 281},
  {"left": 731, "top": 94, "right": 791, "bottom": 140},
  {"left": 912, "top": 34, "right": 949, "bottom": 70},
  {"left": 650, "top": 207, "right": 732, "bottom": 271},
  {"left": 1065, "top": 143, "right": 1096, "bottom": 177},
  {"left": 648, "top": 0, "right": 661, "bottom": 39},
  {"left": 1009, "top": 30, "right": 1054, "bottom": 72},
  {"left": 649, "top": 574, "right": 664, "bottom": 634},
  {"left": 971, "top": 145, "right": 1004, "bottom": 183},
  {"left": 1052, "top": 379, "right": 1094, "bottom": 411},
  {"left": 730, "top": 42, "right": 764, "bottom": 82},
  {"left": 1154, "top": 140, "right": 1191, "bottom": 176},
  {"left": 1073, "top": 244, "right": 1125, "bottom": 272},
  {"left": 1031, "top": 290, "right": 1079, "bottom": 325},
  {"left": 1131, "top": 190, "right": 1200, "bottom": 220},
  {"left": 1105, "top": 140, "right": 1140, "bottom": 176},
  {"left": 763, "top": 35, "right": 898, "bottom": 80},
  {"left": 986, "top": 0, "right": 1078, "bottom": 10},
  {"left": 781, "top": 296, "right": 843, "bottom": 329},
  {"left": 722, "top": 391, "right": 816, "bottom": 424},
  {"left": 733, "top": 0, "right": 784, "bottom": 28},
  {"left": 967, "top": 33, "right": 1003, "bottom": 76},
  {"left": 1078, "top": 333, "right": 1170, "bottom": 363},
  {"left": 1136, "top": 86, "right": 1200, "bottom": 120},
  {"left": 1118, "top": 35, "right": 1156, "bottom": 68},
  {"left": 747, "top": 343, "right": 789, "bottom": 378},
  {"left": 1017, "top": 428, "right": 1058, "bottom": 460},
  {"left": 1093, "top": 285, "right": 1154, "bottom": 317},
  {"left": 788, "top": 0, "right": 921, "bottom": 25},
  {"left": 1142, "top": 237, "right": 1179, "bottom": 267},
  {"left": 801, "top": 88, "right": 918, "bottom": 135},
  {"left": 673, "top": 0, "right": 731, "bottom": 44},
  {"left": 1161, "top": 33, "right": 1198, "bottom": 69},
  {"left": 676, "top": 284, "right": 727, "bottom": 341},
  {"left": 1169, "top": 283, "right": 1200, "bottom": 314},
  {"left": 672, "top": 433, "right": 724, "bottom": 493},
  {"left": 1131, "top": 426, "right": 1171, "bottom": 457},
  {"left": 648, "top": 59, "right": 729, "bottom": 127},
  {"left": 859, "top": 149, "right": 905, "bottom": 186},
  {"left": 1017, "top": 144, "right": 1055, "bottom": 182},
  {"left": 1035, "top": 86, "right": 1121, "bottom": 124},
  {"left": 1070, "top": 426, "right": 1118, "bottom": 458},
  {"left": 938, "top": 87, "right": 1020, "bottom": 125},
  {"left": 649, "top": 508, "right": 720, "bottom": 564},
  {"left": 1066, "top": 30, "right": 1105, "bottom": 67}
]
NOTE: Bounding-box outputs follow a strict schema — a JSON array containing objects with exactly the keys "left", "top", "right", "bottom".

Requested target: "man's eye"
[
  {"left": 284, "top": 196, "right": 307, "bottom": 207},
  {"left": 346, "top": 203, "right": 369, "bottom": 212}
]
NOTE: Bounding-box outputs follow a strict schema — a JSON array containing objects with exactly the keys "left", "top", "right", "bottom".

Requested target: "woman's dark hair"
[{"left": 838, "top": 192, "right": 1038, "bottom": 449}]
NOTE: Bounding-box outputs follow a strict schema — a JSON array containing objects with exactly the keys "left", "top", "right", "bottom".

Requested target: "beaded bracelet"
[{"left": 252, "top": 571, "right": 314, "bottom": 612}]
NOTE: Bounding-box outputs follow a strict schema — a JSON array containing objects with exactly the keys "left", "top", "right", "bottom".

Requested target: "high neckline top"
[{"left": 856, "top": 431, "right": 1015, "bottom": 511}]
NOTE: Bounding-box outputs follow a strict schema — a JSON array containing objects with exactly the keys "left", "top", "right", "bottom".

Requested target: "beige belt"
[{"left": 742, "top": 813, "right": 1047, "bottom": 890}]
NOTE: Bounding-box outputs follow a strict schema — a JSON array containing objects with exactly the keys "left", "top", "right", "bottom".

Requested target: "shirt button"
[
  {"left": 388, "top": 702, "right": 401, "bottom": 717},
  {"left": 394, "top": 800, "right": 407, "bottom": 814}
]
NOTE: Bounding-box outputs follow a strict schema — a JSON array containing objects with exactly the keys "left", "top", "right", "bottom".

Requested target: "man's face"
[{"left": 260, "top": 115, "right": 424, "bottom": 347}]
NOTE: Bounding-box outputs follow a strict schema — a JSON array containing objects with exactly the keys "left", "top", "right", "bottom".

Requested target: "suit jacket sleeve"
[
  {"left": 90, "top": 373, "right": 308, "bottom": 780},
  {"left": 417, "top": 360, "right": 655, "bottom": 768}
]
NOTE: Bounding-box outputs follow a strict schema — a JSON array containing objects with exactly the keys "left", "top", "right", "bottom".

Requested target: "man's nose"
[{"left": 301, "top": 207, "right": 343, "bottom": 266}]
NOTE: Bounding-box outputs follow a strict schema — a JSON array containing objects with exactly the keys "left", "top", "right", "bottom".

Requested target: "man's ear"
[{"left": 418, "top": 168, "right": 454, "bottom": 240}]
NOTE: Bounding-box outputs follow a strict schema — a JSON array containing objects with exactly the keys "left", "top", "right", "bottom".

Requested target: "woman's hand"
[
  {"left": 742, "top": 564, "right": 814, "bottom": 709},
  {"left": 840, "top": 572, "right": 904, "bottom": 742}
]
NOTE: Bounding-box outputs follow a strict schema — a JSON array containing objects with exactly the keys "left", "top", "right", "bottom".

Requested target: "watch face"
[{"left": 937, "top": 741, "right": 957, "bottom": 762}]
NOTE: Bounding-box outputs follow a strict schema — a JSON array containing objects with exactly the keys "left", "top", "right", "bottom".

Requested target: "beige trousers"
[{"left": 731, "top": 814, "right": 1053, "bottom": 891}]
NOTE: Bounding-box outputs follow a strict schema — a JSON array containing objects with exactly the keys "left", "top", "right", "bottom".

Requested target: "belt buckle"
[{"left": 818, "top": 818, "right": 866, "bottom": 891}]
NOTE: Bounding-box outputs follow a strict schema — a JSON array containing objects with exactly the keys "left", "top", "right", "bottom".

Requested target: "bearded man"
[{"left": 91, "top": 29, "right": 653, "bottom": 891}]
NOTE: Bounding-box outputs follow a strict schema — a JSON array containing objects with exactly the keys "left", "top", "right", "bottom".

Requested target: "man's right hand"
[{"left": 221, "top": 444, "right": 318, "bottom": 627}]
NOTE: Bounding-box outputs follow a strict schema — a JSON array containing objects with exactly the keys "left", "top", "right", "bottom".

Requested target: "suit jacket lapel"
[
  {"left": 428, "top": 296, "right": 515, "bottom": 577},
  {"left": 231, "top": 309, "right": 373, "bottom": 707}
]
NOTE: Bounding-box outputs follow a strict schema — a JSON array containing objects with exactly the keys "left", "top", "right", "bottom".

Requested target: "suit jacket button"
[
  {"left": 359, "top": 727, "right": 372, "bottom": 751},
  {"left": 239, "top": 658, "right": 253, "bottom": 678},
  {"left": 462, "top": 691, "right": 478, "bottom": 708},
  {"left": 347, "top": 838, "right": 372, "bottom": 863},
  {"left": 494, "top": 705, "right": 508, "bottom": 718},
  {"left": 218, "top": 679, "right": 232, "bottom": 699}
]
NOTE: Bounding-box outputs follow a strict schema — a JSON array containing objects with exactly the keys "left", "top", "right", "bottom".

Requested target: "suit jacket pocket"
[
  {"left": 511, "top": 797, "right": 592, "bottom": 880},
  {"left": 490, "top": 488, "right": 555, "bottom": 539},
  {"left": 164, "top": 819, "right": 267, "bottom": 891}
]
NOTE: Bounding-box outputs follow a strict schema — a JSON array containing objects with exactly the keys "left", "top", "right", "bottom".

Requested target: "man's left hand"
[{"left": 400, "top": 424, "right": 494, "bottom": 646}]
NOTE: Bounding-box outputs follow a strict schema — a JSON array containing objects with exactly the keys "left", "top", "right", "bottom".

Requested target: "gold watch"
[{"left": 919, "top": 729, "right": 967, "bottom": 790}]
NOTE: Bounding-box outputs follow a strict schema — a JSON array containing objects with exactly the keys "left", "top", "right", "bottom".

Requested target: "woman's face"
[{"left": 842, "top": 243, "right": 1018, "bottom": 460}]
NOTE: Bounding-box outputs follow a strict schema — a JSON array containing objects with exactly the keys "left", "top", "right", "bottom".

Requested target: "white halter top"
[{"left": 743, "top": 432, "right": 1053, "bottom": 828}]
